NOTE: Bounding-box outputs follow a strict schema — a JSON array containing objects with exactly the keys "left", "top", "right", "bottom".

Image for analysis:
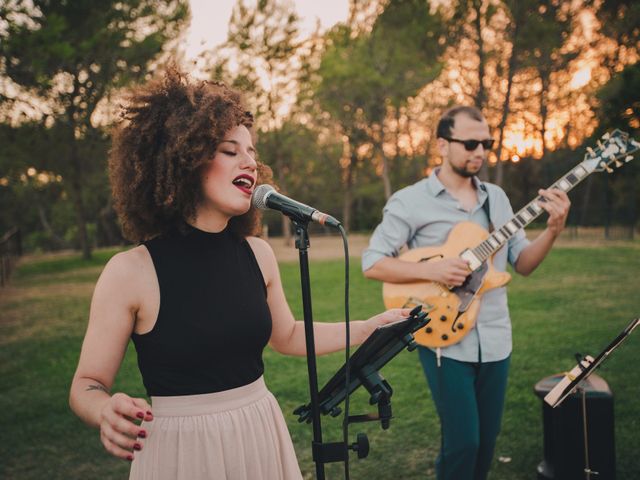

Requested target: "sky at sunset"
[{"left": 185, "top": 0, "right": 349, "bottom": 61}]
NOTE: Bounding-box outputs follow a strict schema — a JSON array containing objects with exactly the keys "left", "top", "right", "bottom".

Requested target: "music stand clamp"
[
  {"left": 542, "top": 317, "right": 639, "bottom": 480},
  {"left": 294, "top": 305, "right": 431, "bottom": 437}
]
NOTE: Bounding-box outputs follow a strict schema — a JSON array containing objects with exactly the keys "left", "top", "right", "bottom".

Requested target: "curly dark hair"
[{"left": 109, "top": 66, "right": 273, "bottom": 242}]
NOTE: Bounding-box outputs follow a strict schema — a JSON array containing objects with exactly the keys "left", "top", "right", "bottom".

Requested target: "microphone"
[{"left": 252, "top": 184, "right": 341, "bottom": 228}]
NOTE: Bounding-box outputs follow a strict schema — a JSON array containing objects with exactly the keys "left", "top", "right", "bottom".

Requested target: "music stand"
[
  {"left": 295, "top": 305, "right": 431, "bottom": 430},
  {"left": 542, "top": 317, "right": 639, "bottom": 480},
  {"left": 544, "top": 317, "right": 640, "bottom": 408}
]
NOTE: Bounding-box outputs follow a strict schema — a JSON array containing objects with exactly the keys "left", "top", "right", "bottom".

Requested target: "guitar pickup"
[{"left": 402, "top": 298, "right": 436, "bottom": 312}]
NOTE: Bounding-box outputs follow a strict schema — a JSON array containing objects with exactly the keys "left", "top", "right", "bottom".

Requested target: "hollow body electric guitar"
[{"left": 382, "top": 130, "right": 639, "bottom": 348}]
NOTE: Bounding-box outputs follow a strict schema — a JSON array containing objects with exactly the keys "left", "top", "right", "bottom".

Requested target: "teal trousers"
[{"left": 418, "top": 347, "right": 510, "bottom": 480}]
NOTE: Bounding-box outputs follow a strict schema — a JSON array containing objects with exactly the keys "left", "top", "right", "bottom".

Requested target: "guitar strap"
[{"left": 478, "top": 183, "right": 494, "bottom": 233}]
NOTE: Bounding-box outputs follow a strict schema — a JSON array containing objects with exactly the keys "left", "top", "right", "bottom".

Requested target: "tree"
[
  {"left": 209, "top": 0, "right": 304, "bottom": 244},
  {"left": 315, "top": 0, "right": 444, "bottom": 229},
  {"left": 518, "top": 1, "right": 579, "bottom": 158},
  {"left": 314, "top": 25, "right": 377, "bottom": 231},
  {"left": 597, "top": 62, "right": 640, "bottom": 135},
  {"left": 258, "top": 120, "right": 343, "bottom": 235},
  {"left": 595, "top": 0, "right": 640, "bottom": 77},
  {"left": 1, "top": 0, "right": 188, "bottom": 258},
  {"left": 595, "top": 62, "right": 640, "bottom": 237},
  {"left": 0, "top": 120, "right": 112, "bottom": 250},
  {"left": 364, "top": 0, "right": 445, "bottom": 198},
  {"left": 446, "top": 0, "right": 502, "bottom": 111}
]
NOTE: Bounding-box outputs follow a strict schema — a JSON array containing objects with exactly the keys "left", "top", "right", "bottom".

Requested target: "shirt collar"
[
  {"left": 425, "top": 167, "right": 446, "bottom": 196},
  {"left": 425, "top": 167, "right": 488, "bottom": 202}
]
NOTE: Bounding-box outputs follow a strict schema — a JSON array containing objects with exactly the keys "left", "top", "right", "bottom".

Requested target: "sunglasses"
[{"left": 442, "top": 136, "right": 495, "bottom": 151}]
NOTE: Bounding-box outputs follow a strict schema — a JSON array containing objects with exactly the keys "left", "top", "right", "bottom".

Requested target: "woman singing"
[{"left": 68, "top": 66, "right": 408, "bottom": 480}]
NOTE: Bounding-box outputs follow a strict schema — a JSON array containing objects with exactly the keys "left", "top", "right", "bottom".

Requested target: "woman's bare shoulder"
[
  {"left": 245, "top": 236, "right": 277, "bottom": 282},
  {"left": 99, "top": 245, "right": 154, "bottom": 288},
  {"left": 245, "top": 236, "right": 273, "bottom": 255}
]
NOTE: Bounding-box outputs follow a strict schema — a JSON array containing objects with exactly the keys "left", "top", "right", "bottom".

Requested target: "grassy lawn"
[{"left": 1, "top": 244, "right": 638, "bottom": 479}]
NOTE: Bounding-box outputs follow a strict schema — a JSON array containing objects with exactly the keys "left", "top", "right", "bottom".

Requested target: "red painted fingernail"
[
  {"left": 127, "top": 454, "right": 134, "bottom": 461},
  {"left": 136, "top": 412, "right": 144, "bottom": 419},
  {"left": 138, "top": 430, "right": 147, "bottom": 438},
  {"left": 134, "top": 443, "right": 142, "bottom": 451}
]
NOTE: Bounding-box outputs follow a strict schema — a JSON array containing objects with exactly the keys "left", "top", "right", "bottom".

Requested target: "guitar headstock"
[{"left": 581, "top": 129, "right": 640, "bottom": 174}]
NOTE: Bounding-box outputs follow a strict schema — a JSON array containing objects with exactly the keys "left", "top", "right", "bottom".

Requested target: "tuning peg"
[
  {"left": 597, "top": 140, "right": 605, "bottom": 150},
  {"left": 625, "top": 155, "right": 633, "bottom": 163},
  {"left": 615, "top": 160, "right": 623, "bottom": 167},
  {"left": 601, "top": 132, "right": 611, "bottom": 140},
  {"left": 605, "top": 165, "right": 614, "bottom": 173},
  {"left": 587, "top": 147, "right": 595, "bottom": 156}
]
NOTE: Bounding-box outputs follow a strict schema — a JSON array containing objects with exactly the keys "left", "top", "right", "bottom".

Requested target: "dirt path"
[
  {"left": 266, "top": 233, "right": 371, "bottom": 262},
  {"left": 267, "top": 228, "right": 639, "bottom": 262},
  {"left": 7, "top": 227, "right": 639, "bottom": 271}
]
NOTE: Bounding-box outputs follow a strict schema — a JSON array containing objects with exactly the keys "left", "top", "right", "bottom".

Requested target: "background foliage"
[{"left": 1, "top": 0, "right": 638, "bottom": 249}]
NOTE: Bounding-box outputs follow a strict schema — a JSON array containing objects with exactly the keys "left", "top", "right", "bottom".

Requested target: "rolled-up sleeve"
[{"left": 361, "top": 195, "right": 414, "bottom": 272}]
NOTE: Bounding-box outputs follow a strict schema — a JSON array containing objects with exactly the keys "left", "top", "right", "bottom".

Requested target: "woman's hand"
[
  {"left": 98, "top": 392, "right": 153, "bottom": 461},
  {"left": 363, "top": 308, "right": 413, "bottom": 339}
]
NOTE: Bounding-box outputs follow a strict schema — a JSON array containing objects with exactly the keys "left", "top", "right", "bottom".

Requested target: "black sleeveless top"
[{"left": 131, "top": 224, "right": 272, "bottom": 396}]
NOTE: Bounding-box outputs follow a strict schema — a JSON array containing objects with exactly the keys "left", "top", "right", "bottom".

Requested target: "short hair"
[
  {"left": 436, "top": 106, "right": 485, "bottom": 139},
  {"left": 109, "top": 65, "right": 273, "bottom": 242}
]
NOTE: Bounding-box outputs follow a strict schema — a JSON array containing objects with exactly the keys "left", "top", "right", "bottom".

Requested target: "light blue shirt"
[{"left": 362, "top": 169, "right": 530, "bottom": 362}]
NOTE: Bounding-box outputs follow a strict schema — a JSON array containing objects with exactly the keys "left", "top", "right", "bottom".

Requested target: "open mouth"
[{"left": 232, "top": 174, "right": 255, "bottom": 194}]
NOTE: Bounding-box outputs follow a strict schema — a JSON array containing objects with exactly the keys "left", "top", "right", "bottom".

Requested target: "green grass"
[{"left": 1, "top": 246, "right": 638, "bottom": 479}]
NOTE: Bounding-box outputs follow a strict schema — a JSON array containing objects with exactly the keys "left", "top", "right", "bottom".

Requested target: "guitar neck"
[{"left": 472, "top": 163, "right": 592, "bottom": 262}]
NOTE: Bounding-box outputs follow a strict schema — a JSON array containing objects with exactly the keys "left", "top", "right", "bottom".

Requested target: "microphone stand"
[{"left": 292, "top": 219, "right": 326, "bottom": 480}]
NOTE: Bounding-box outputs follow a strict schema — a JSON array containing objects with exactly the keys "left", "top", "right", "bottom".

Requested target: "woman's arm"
[
  {"left": 247, "top": 237, "right": 410, "bottom": 356},
  {"left": 69, "top": 247, "right": 153, "bottom": 460}
]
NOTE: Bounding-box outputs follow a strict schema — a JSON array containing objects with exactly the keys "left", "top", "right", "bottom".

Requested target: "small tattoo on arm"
[{"left": 86, "top": 384, "right": 109, "bottom": 394}]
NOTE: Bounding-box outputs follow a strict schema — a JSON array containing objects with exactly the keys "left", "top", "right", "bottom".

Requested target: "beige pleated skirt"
[{"left": 129, "top": 376, "right": 303, "bottom": 480}]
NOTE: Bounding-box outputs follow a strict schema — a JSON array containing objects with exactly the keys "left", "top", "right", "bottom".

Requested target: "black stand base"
[{"left": 534, "top": 373, "right": 615, "bottom": 480}]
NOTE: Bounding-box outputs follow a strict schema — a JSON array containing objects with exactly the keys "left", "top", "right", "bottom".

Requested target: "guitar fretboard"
[
  {"left": 471, "top": 164, "right": 591, "bottom": 262},
  {"left": 467, "top": 129, "right": 638, "bottom": 262}
]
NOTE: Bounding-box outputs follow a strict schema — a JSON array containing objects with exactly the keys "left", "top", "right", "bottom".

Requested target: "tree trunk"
[
  {"left": 394, "top": 106, "right": 402, "bottom": 165},
  {"left": 472, "top": 0, "right": 490, "bottom": 183},
  {"left": 493, "top": 20, "right": 520, "bottom": 187},
  {"left": 68, "top": 138, "right": 92, "bottom": 260},
  {"left": 63, "top": 79, "right": 91, "bottom": 259},
  {"left": 579, "top": 175, "right": 594, "bottom": 227},
  {"left": 69, "top": 179, "right": 91, "bottom": 259},
  {"left": 494, "top": 72, "right": 514, "bottom": 186},
  {"left": 36, "top": 203, "right": 67, "bottom": 249},
  {"left": 380, "top": 149, "right": 392, "bottom": 200},
  {"left": 270, "top": 126, "right": 292, "bottom": 246},
  {"left": 276, "top": 168, "right": 292, "bottom": 246},
  {"left": 376, "top": 124, "right": 392, "bottom": 200},
  {"left": 98, "top": 199, "right": 121, "bottom": 246},
  {"left": 342, "top": 151, "right": 358, "bottom": 232},
  {"left": 540, "top": 72, "right": 550, "bottom": 159},
  {"left": 472, "top": 0, "right": 486, "bottom": 110}
]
